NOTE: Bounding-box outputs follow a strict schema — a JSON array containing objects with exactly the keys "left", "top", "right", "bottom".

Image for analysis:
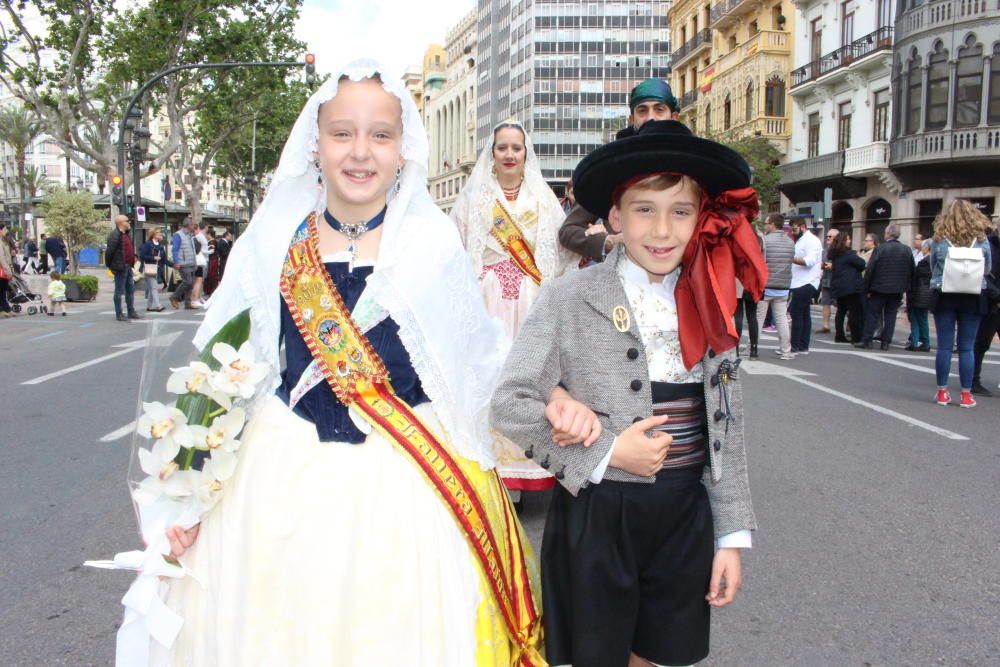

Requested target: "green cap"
[{"left": 629, "top": 79, "right": 679, "bottom": 112}]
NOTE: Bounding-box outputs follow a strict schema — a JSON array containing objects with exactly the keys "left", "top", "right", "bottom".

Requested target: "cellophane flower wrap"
[{"left": 86, "top": 310, "right": 271, "bottom": 666}]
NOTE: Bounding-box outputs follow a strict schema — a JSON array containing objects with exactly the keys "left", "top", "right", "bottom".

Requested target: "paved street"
[{"left": 1, "top": 277, "right": 998, "bottom": 666}]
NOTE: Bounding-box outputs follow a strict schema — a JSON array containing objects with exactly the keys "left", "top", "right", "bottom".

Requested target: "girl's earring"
[{"left": 393, "top": 165, "right": 402, "bottom": 194}]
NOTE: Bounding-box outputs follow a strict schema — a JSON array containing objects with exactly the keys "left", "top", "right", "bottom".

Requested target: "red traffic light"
[
  {"left": 111, "top": 174, "right": 123, "bottom": 186},
  {"left": 305, "top": 53, "right": 315, "bottom": 65}
]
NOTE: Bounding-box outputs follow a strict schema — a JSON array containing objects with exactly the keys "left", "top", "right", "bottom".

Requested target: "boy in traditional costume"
[
  {"left": 491, "top": 119, "right": 767, "bottom": 667},
  {"left": 156, "top": 60, "right": 544, "bottom": 667}
]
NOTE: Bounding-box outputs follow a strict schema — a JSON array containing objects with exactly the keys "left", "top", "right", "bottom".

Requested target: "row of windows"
[
  {"left": 534, "top": 143, "right": 605, "bottom": 156},
  {"left": 805, "top": 90, "right": 892, "bottom": 157},
  {"left": 533, "top": 92, "right": 630, "bottom": 105},
  {"left": 534, "top": 40, "right": 664, "bottom": 54},
  {"left": 701, "top": 77, "right": 787, "bottom": 133},
  {"left": 534, "top": 14, "right": 667, "bottom": 28},
  {"left": 433, "top": 174, "right": 468, "bottom": 201},
  {"left": 897, "top": 38, "right": 1000, "bottom": 134}
]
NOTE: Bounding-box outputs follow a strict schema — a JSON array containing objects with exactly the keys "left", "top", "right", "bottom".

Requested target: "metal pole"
[
  {"left": 115, "top": 60, "right": 305, "bottom": 237},
  {"left": 132, "top": 145, "right": 143, "bottom": 242}
]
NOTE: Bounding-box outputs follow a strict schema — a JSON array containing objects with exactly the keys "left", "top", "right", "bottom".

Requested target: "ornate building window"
[
  {"left": 906, "top": 54, "right": 922, "bottom": 134},
  {"left": 991, "top": 44, "right": 1000, "bottom": 124},
  {"left": 745, "top": 80, "right": 754, "bottom": 122},
  {"left": 955, "top": 35, "right": 983, "bottom": 128},
  {"left": 808, "top": 112, "right": 821, "bottom": 157},
  {"left": 765, "top": 75, "right": 785, "bottom": 116},
  {"left": 873, "top": 89, "right": 890, "bottom": 141},
  {"left": 838, "top": 101, "right": 852, "bottom": 150},
  {"left": 925, "top": 43, "right": 950, "bottom": 130},
  {"left": 724, "top": 94, "right": 732, "bottom": 130}
]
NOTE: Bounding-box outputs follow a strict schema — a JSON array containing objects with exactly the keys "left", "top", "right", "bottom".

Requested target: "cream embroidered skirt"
[{"left": 159, "top": 396, "right": 514, "bottom": 666}]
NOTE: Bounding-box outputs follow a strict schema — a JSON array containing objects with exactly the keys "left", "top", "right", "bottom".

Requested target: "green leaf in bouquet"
[{"left": 175, "top": 309, "right": 252, "bottom": 469}]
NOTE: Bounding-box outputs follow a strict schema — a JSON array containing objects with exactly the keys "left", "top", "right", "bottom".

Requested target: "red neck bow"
[{"left": 674, "top": 188, "right": 769, "bottom": 369}]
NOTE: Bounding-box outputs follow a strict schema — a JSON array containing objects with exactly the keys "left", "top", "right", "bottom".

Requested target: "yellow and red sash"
[
  {"left": 490, "top": 200, "right": 543, "bottom": 286},
  {"left": 279, "top": 215, "right": 544, "bottom": 666}
]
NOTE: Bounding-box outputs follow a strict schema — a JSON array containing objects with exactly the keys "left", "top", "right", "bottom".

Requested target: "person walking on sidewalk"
[
  {"left": 105, "top": 215, "right": 142, "bottom": 322},
  {"left": 789, "top": 219, "right": 823, "bottom": 354},
  {"left": 170, "top": 216, "right": 198, "bottom": 310},
  {"left": 45, "top": 233, "right": 67, "bottom": 274},
  {"left": 856, "top": 224, "right": 913, "bottom": 350},
  {"left": 971, "top": 219, "right": 1000, "bottom": 396},
  {"left": 0, "top": 223, "right": 14, "bottom": 317},
  {"left": 756, "top": 213, "right": 795, "bottom": 359},
  {"left": 817, "top": 228, "right": 839, "bottom": 334},
  {"left": 139, "top": 228, "right": 167, "bottom": 312},
  {"left": 905, "top": 239, "right": 933, "bottom": 352},
  {"left": 930, "top": 201, "right": 992, "bottom": 408}
]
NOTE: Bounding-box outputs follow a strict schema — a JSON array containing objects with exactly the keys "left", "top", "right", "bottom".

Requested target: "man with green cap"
[{"left": 558, "top": 78, "right": 680, "bottom": 264}]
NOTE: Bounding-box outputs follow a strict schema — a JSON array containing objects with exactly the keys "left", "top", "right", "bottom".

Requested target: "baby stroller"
[{"left": 7, "top": 275, "right": 47, "bottom": 315}]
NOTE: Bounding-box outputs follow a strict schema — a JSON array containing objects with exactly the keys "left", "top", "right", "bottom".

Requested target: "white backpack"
[{"left": 941, "top": 239, "right": 985, "bottom": 294}]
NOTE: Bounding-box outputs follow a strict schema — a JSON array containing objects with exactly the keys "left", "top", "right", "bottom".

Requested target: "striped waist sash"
[{"left": 650, "top": 381, "right": 707, "bottom": 472}]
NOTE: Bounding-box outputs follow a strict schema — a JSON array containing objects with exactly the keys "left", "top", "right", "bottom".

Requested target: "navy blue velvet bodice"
[{"left": 276, "top": 261, "right": 429, "bottom": 443}]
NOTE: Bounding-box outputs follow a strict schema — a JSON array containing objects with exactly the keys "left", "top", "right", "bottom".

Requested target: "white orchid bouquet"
[
  {"left": 86, "top": 310, "right": 271, "bottom": 664},
  {"left": 133, "top": 312, "right": 268, "bottom": 516}
]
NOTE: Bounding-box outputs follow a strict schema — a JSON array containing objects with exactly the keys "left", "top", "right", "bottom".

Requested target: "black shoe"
[
  {"left": 917, "top": 344, "right": 931, "bottom": 352},
  {"left": 971, "top": 383, "right": 993, "bottom": 397},
  {"left": 128, "top": 312, "right": 143, "bottom": 320},
  {"left": 116, "top": 315, "right": 129, "bottom": 322},
  {"left": 904, "top": 342, "right": 917, "bottom": 351},
  {"left": 834, "top": 336, "right": 849, "bottom": 343},
  {"left": 880, "top": 343, "right": 890, "bottom": 350},
  {"left": 749, "top": 346, "right": 759, "bottom": 359},
  {"left": 853, "top": 341, "right": 873, "bottom": 349}
]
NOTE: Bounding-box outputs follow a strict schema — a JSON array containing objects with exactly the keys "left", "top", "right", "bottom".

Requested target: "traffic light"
[
  {"left": 111, "top": 174, "right": 124, "bottom": 207},
  {"left": 126, "top": 194, "right": 134, "bottom": 214},
  {"left": 305, "top": 53, "right": 316, "bottom": 86}
]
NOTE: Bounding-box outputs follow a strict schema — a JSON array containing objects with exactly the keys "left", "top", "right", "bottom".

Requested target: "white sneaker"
[{"left": 779, "top": 352, "right": 796, "bottom": 360}]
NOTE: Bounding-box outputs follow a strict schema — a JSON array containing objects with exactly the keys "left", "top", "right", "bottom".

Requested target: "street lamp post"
[{"left": 244, "top": 171, "right": 258, "bottom": 224}]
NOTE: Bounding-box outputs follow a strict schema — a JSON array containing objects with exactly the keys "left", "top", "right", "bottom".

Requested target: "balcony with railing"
[
  {"left": 781, "top": 151, "right": 844, "bottom": 185},
  {"left": 791, "top": 26, "right": 894, "bottom": 89},
  {"left": 891, "top": 127, "right": 1000, "bottom": 166},
  {"left": 670, "top": 29, "right": 712, "bottom": 67},
  {"left": 843, "top": 141, "right": 891, "bottom": 176},
  {"left": 896, "top": 0, "right": 994, "bottom": 42},
  {"left": 709, "top": 0, "right": 759, "bottom": 27},
  {"left": 699, "top": 31, "right": 791, "bottom": 86},
  {"left": 680, "top": 89, "right": 698, "bottom": 108}
]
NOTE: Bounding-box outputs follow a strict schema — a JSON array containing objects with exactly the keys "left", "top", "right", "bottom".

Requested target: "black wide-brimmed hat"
[{"left": 573, "top": 120, "right": 752, "bottom": 219}]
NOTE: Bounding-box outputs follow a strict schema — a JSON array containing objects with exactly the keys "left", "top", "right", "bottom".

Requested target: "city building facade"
[
  {"left": 780, "top": 0, "right": 1000, "bottom": 244},
  {"left": 477, "top": 0, "right": 673, "bottom": 186},
  {"left": 670, "top": 0, "right": 796, "bottom": 161},
  {"left": 427, "top": 9, "right": 478, "bottom": 213}
]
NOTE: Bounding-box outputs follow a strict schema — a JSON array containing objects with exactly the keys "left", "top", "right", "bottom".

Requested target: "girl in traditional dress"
[
  {"left": 157, "top": 60, "right": 544, "bottom": 667},
  {"left": 451, "top": 121, "right": 578, "bottom": 496}
]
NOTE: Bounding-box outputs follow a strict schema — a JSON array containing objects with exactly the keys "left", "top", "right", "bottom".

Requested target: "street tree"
[
  {"left": 715, "top": 135, "right": 783, "bottom": 217},
  {"left": 22, "top": 164, "right": 51, "bottom": 201},
  {"left": 0, "top": 105, "right": 42, "bottom": 230},
  {"left": 39, "top": 187, "right": 108, "bottom": 273},
  {"left": 0, "top": 0, "right": 307, "bottom": 217}
]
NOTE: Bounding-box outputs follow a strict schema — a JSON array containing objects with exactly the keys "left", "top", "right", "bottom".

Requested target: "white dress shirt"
[{"left": 791, "top": 229, "right": 823, "bottom": 289}]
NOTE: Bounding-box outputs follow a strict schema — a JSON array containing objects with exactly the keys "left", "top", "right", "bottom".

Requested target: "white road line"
[
  {"left": 784, "top": 375, "right": 969, "bottom": 441},
  {"left": 21, "top": 346, "right": 142, "bottom": 385},
  {"left": 99, "top": 421, "right": 136, "bottom": 442}
]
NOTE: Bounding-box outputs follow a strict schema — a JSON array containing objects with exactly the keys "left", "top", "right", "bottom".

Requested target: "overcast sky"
[{"left": 295, "top": 0, "right": 476, "bottom": 77}]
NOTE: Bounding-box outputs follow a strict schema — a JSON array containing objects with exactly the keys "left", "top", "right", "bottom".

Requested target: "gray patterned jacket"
[{"left": 489, "top": 247, "right": 756, "bottom": 539}]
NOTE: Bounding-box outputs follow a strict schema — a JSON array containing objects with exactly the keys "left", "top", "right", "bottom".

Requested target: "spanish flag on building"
[{"left": 700, "top": 67, "right": 715, "bottom": 94}]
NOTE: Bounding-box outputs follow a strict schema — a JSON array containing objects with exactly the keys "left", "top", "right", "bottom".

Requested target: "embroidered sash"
[
  {"left": 279, "top": 215, "right": 544, "bottom": 666},
  {"left": 490, "top": 200, "right": 543, "bottom": 286}
]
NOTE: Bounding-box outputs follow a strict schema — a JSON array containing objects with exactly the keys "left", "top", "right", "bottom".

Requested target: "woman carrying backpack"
[{"left": 930, "top": 200, "right": 993, "bottom": 408}]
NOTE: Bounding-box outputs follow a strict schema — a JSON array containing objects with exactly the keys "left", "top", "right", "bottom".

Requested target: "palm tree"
[
  {"left": 22, "top": 164, "right": 50, "bottom": 201},
  {"left": 0, "top": 106, "right": 42, "bottom": 232}
]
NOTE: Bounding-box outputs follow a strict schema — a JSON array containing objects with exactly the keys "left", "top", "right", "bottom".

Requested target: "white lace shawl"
[
  {"left": 450, "top": 120, "right": 576, "bottom": 279},
  {"left": 194, "top": 58, "right": 508, "bottom": 468}
]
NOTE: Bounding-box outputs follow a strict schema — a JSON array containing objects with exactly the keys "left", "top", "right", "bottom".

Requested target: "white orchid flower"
[
  {"left": 136, "top": 402, "right": 194, "bottom": 446},
  {"left": 191, "top": 453, "right": 238, "bottom": 511},
  {"left": 204, "top": 408, "right": 246, "bottom": 453},
  {"left": 211, "top": 342, "right": 269, "bottom": 399},
  {"left": 166, "top": 362, "right": 233, "bottom": 410},
  {"left": 132, "top": 468, "right": 198, "bottom": 505},
  {"left": 137, "top": 438, "right": 182, "bottom": 481}
]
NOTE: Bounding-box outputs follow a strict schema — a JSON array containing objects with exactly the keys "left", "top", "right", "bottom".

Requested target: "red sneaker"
[
  {"left": 959, "top": 391, "right": 977, "bottom": 408},
  {"left": 935, "top": 389, "right": 951, "bottom": 406}
]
